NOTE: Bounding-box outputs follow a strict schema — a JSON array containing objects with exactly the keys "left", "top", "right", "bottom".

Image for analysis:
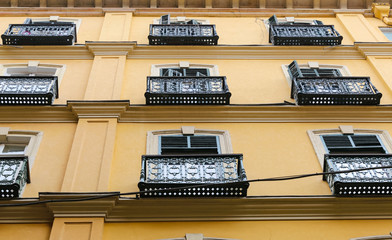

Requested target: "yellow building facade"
[{"left": 1, "top": 0, "right": 392, "bottom": 239}]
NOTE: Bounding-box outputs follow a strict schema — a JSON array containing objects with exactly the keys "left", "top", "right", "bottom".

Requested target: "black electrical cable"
[{"left": 1, "top": 165, "right": 392, "bottom": 207}]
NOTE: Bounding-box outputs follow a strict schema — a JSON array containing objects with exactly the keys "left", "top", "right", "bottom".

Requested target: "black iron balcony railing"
[
  {"left": 148, "top": 24, "right": 219, "bottom": 45},
  {"left": 0, "top": 157, "right": 30, "bottom": 199},
  {"left": 138, "top": 154, "right": 249, "bottom": 198},
  {"left": 0, "top": 76, "right": 58, "bottom": 105},
  {"left": 324, "top": 154, "right": 392, "bottom": 196},
  {"left": 269, "top": 24, "right": 342, "bottom": 46},
  {"left": 291, "top": 77, "right": 382, "bottom": 105},
  {"left": 145, "top": 76, "right": 231, "bottom": 105},
  {"left": 2, "top": 23, "right": 76, "bottom": 45}
]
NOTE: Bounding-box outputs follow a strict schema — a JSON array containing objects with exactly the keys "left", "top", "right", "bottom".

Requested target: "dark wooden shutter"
[
  {"left": 160, "top": 135, "right": 219, "bottom": 155},
  {"left": 314, "top": 20, "right": 324, "bottom": 25},
  {"left": 186, "top": 19, "right": 199, "bottom": 25},
  {"left": 184, "top": 68, "right": 209, "bottom": 77},
  {"left": 288, "top": 60, "right": 303, "bottom": 80},
  {"left": 322, "top": 135, "right": 386, "bottom": 154},
  {"left": 268, "top": 14, "right": 278, "bottom": 25},
  {"left": 160, "top": 14, "right": 170, "bottom": 24},
  {"left": 316, "top": 69, "right": 342, "bottom": 77}
]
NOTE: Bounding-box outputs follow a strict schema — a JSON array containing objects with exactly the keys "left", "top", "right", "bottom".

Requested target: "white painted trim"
[
  {"left": 153, "top": 17, "right": 210, "bottom": 24},
  {"left": 263, "top": 17, "right": 317, "bottom": 30}
]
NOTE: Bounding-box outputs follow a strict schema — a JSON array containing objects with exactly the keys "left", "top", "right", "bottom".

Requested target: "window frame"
[
  {"left": 153, "top": 16, "right": 210, "bottom": 25},
  {"left": 147, "top": 127, "right": 232, "bottom": 155},
  {"left": 282, "top": 61, "right": 351, "bottom": 86},
  {"left": 28, "top": 16, "right": 82, "bottom": 33},
  {"left": 0, "top": 61, "right": 66, "bottom": 84},
  {"left": 308, "top": 126, "right": 392, "bottom": 168},
  {"left": 151, "top": 62, "right": 219, "bottom": 76},
  {"left": 264, "top": 16, "right": 322, "bottom": 30}
]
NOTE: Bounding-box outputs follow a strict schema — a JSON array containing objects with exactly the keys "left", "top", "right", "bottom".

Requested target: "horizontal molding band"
[
  {"left": 1, "top": 42, "right": 392, "bottom": 60},
  {"left": 1, "top": 102, "right": 392, "bottom": 123},
  {"left": 0, "top": 8, "right": 373, "bottom": 17},
  {"left": 1, "top": 193, "right": 392, "bottom": 223}
]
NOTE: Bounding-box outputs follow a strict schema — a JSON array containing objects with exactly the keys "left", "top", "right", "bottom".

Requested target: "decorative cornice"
[
  {"left": 356, "top": 42, "right": 392, "bottom": 57},
  {"left": 1, "top": 103, "right": 392, "bottom": 123},
  {"left": 86, "top": 41, "right": 137, "bottom": 56},
  {"left": 129, "top": 45, "right": 364, "bottom": 60},
  {"left": 0, "top": 45, "right": 93, "bottom": 60},
  {"left": 0, "top": 44, "right": 366, "bottom": 60},
  {"left": 2, "top": 193, "right": 392, "bottom": 223}
]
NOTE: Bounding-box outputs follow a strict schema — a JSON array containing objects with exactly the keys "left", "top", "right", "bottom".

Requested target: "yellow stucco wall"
[
  {"left": 103, "top": 220, "right": 392, "bottom": 240},
  {"left": 0, "top": 224, "right": 51, "bottom": 240}
]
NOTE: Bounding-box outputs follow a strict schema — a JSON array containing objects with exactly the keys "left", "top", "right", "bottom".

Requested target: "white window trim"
[
  {"left": 307, "top": 126, "right": 392, "bottom": 168},
  {"left": 146, "top": 127, "right": 232, "bottom": 155},
  {"left": 30, "top": 16, "right": 82, "bottom": 32},
  {"left": 153, "top": 17, "right": 210, "bottom": 25},
  {"left": 151, "top": 62, "right": 219, "bottom": 76},
  {"left": 281, "top": 62, "right": 351, "bottom": 86},
  {"left": 0, "top": 61, "right": 66, "bottom": 84}
]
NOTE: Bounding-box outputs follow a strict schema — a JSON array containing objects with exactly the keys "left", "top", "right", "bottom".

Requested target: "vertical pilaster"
[
  {"left": 61, "top": 119, "right": 117, "bottom": 192},
  {"left": 313, "top": 0, "right": 320, "bottom": 8},
  {"left": 368, "top": 56, "right": 392, "bottom": 93},
  {"left": 99, "top": 13, "right": 132, "bottom": 41},
  {"left": 84, "top": 56, "right": 126, "bottom": 100},
  {"left": 337, "top": 14, "right": 387, "bottom": 42},
  {"left": 49, "top": 218, "right": 104, "bottom": 240}
]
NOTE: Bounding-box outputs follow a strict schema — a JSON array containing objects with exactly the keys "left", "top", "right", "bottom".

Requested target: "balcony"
[
  {"left": 2, "top": 22, "right": 76, "bottom": 45},
  {"left": 148, "top": 24, "right": 218, "bottom": 45},
  {"left": 0, "top": 157, "right": 30, "bottom": 199},
  {"left": 0, "top": 76, "right": 58, "bottom": 105},
  {"left": 138, "top": 154, "right": 249, "bottom": 198},
  {"left": 324, "top": 154, "right": 392, "bottom": 196},
  {"left": 145, "top": 76, "right": 231, "bottom": 105},
  {"left": 291, "top": 77, "right": 382, "bottom": 105},
  {"left": 269, "top": 25, "right": 342, "bottom": 46}
]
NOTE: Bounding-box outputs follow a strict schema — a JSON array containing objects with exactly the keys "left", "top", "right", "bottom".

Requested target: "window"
[
  {"left": 151, "top": 62, "right": 219, "bottom": 77},
  {"left": 159, "top": 135, "right": 220, "bottom": 155},
  {"left": 153, "top": 14, "right": 210, "bottom": 25},
  {"left": 158, "top": 233, "right": 238, "bottom": 240},
  {"left": 0, "top": 127, "right": 42, "bottom": 198},
  {"left": 282, "top": 60, "right": 350, "bottom": 86},
  {"left": 264, "top": 14, "right": 323, "bottom": 29},
  {"left": 27, "top": 16, "right": 82, "bottom": 32},
  {"left": 308, "top": 126, "right": 392, "bottom": 167},
  {"left": 380, "top": 27, "right": 392, "bottom": 41},
  {"left": 147, "top": 127, "right": 232, "bottom": 154},
  {"left": 0, "top": 61, "right": 66, "bottom": 81}
]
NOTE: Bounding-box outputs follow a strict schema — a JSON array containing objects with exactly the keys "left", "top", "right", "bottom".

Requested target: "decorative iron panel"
[
  {"left": 148, "top": 24, "right": 218, "bottom": 45},
  {"left": 291, "top": 77, "right": 382, "bottom": 105},
  {"left": 324, "top": 154, "right": 392, "bottom": 196},
  {"left": 2, "top": 23, "right": 76, "bottom": 45},
  {"left": 0, "top": 157, "right": 29, "bottom": 199},
  {"left": 269, "top": 25, "right": 342, "bottom": 46},
  {"left": 145, "top": 76, "right": 231, "bottom": 105},
  {"left": 138, "top": 154, "right": 248, "bottom": 197},
  {"left": 0, "top": 76, "right": 58, "bottom": 105}
]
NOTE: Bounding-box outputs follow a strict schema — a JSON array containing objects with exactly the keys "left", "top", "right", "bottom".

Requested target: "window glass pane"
[
  {"left": 380, "top": 28, "right": 392, "bottom": 41},
  {"left": 2, "top": 144, "right": 26, "bottom": 153}
]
